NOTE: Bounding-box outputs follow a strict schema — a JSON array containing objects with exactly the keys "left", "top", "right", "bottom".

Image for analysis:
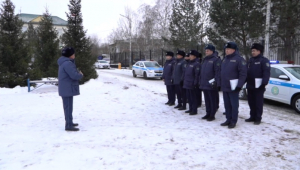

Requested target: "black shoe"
[
  {"left": 72, "top": 123, "right": 79, "bottom": 126},
  {"left": 221, "top": 121, "right": 230, "bottom": 126},
  {"left": 254, "top": 121, "right": 261, "bottom": 125},
  {"left": 165, "top": 102, "right": 170, "bottom": 105},
  {"left": 201, "top": 115, "right": 209, "bottom": 119},
  {"left": 189, "top": 112, "right": 197, "bottom": 115},
  {"left": 178, "top": 107, "right": 186, "bottom": 110},
  {"left": 245, "top": 118, "right": 255, "bottom": 122},
  {"left": 207, "top": 117, "right": 215, "bottom": 121},
  {"left": 228, "top": 123, "right": 236, "bottom": 129},
  {"left": 223, "top": 112, "right": 226, "bottom": 115},
  {"left": 168, "top": 103, "right": 175, "bottom": 106},
  {"left": 185, "top": 110, "right": 191, "bottom": 113},
  {"left": 198, "top": 105, "right": 201, "bottom": 108},
  {"left": 174, "top": 104, "right": 182, "bottom": 109},
  {"left": 65, "top": 127, "right": 79, "bottom": 131}
]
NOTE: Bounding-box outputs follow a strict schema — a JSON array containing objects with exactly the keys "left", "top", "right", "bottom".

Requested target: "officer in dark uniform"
[
  {"left": 162, "top": 51, "right": 176, "bottom": 106},
  {"left": 199, "top": 44, "right": 221, "bottom": 121},
  {"left": 220, "top": 42, "right": 247, "bottom": 129},
  {"left": 246, "top": 43, "right": 270, "bottom": 125},
  {"left": 172, "top": 50, "right": 187, "bottom": 110},
  {"left": 183, "top": 50, "right": 201, "bottom": 115}
]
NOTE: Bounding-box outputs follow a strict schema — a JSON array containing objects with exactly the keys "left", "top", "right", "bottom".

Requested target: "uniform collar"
[{"left": 226, "top": 51, "right": 237, "bottom": 58}]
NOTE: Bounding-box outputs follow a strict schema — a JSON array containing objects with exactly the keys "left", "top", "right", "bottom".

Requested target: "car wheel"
[
  {"left": 133, "top": 70, "right": 137, "bottom": 77},
  {"left": 143, "top": 72, "right": 148, "bottom": 79},
  {"left": 239, "top": 89, "right": 247, "bottom": 100},
  {"left": 292, "top": 95, "right": 300, "bottom": 114}
]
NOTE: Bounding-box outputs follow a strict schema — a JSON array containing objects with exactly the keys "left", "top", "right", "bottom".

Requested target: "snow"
[{"left": 1, "top": 69, "right": 300, "bottom": 170}]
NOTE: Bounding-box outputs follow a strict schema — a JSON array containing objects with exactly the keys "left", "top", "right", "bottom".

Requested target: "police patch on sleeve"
[
  {"left": 266, "top": 63, "right": 270, "bottom": 67},
  {"left": 242, "top": 61, "right": 246, "bottom": 65},
  {"left": 217, "top": 62, "right": 220, "bottom": 66}
]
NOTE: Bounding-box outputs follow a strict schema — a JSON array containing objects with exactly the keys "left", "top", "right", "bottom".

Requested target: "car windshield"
[
  {"left": 100, "top": 61, "right": 107, "bottom": 63},
  {"left": 144, "top": 62, "right": 160, "bottom": 68},
  {"left": 284, "top": 67, "right": 300, "bottom": 80}
]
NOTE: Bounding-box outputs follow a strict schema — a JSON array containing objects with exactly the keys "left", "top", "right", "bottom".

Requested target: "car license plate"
[{"left": 155, "top": 74, "right": 162, "bottom": 76}]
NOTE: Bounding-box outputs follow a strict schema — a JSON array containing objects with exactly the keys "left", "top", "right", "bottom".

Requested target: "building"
[{"left": 18, "top": 13, "right": 68, "bottom": 37}]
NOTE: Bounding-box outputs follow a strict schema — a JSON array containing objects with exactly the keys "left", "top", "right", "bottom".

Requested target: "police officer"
[
  {"left": 162, "top": 51, "right": 176, "bottom": 106},
  {"left": 172, "top": 50, "right": 187, "bottom": 110},
  {"left": 199, "top": 44, "right": 221, "bottom": 121},
  {"left": 183, "top": 50, "right": 201, "bottom": 115},
  {"left": 246, "top": 43, "right": 270, "bottom": 125},
  {"left": 220, "top": 42, "right": 247, "bottom": 129}
]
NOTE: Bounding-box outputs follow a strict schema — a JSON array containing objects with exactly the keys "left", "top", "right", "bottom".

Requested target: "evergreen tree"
[
  {"left": 169, "top": 0, "right": 202, "bottom": 51},
  {"left": 35, "top": 9, "right": 60, "bottom": 77},
  {"left": 207, "top": 0, "right": 265, "bottom": 60},
  {"left": 62, "top": 0, "right": 98, "bottom": 83},
  {"left": 0, "top": 0, "right": 30, "bottom": 87},
  {"left": 270, "top": 0, "right": 300, "bottom": 61}
]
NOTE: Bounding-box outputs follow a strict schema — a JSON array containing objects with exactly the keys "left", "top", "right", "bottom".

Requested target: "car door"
[
  {"left": 133, "top": 62, "right": 140, "bottom": 75},
  {"left": 139, "top": 62, "right": 145, "bottom": 75},
  {"left": 265, "top": 67, "right": 290, "bottom": 104}
]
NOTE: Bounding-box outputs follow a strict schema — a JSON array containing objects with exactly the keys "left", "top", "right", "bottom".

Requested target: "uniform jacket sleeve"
[
  {"left": 237, "top": 57, "right": 247, "bottom": 88},
  {"left": 214, "top": 58, "right": 221, "bottom": 87},
  {"left": 64, "top": 61, "right": 83, "bottom": 80},
  {"left": 261, "top": 58, "right": 271, "bottom": 85},
  {"left": 162, "top": 63, "right": 166, "bottom": 79},
  {"left": 194, "top": 62, "right": 201, "bottom": 85}
]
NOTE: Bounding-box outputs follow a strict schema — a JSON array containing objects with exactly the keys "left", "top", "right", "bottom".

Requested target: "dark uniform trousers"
[
  {"left": 223, "top": 91, "right": 239, "bottom": 124},
  {"left": 247, "top": 88, "right": 265, "bottom": 121},
  {"left": 166, "top": 85, "right": 175, "bottom": 103},
  {"left": 203, "top": 90, "right": 218, "bottom": 118},
  {"left": 175, "top": 85, "right": 186, "bottom": 107},
  {"left": 62, "top": 96, "right": 73, "bottom": 127},
  {"left": 187, "top": 89, "right": 198, "bottom": 113}
]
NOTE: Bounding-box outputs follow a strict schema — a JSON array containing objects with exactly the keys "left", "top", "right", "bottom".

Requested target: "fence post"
[
  {"left": 161, "top": 49, "right": 164, "bottom": 66},
  {"left": 150, "top": 50, "right": 152, "bottom": 61},
  {"left": 140, "top": 51, "right": 142, "bottom": 61},
  {"left": 125, "top": 52, "right": 127, "bottom": 68}
]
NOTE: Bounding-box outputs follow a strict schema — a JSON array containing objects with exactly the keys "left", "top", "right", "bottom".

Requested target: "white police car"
[
  {"left": 239, "top": 61, "right": 300, "bottom": 113},
  {"left": 132, "top": 61, "right": 163, "bottom": 79},
  {"left": 95, "top": 60, "right": 110, "bottom": 69}
]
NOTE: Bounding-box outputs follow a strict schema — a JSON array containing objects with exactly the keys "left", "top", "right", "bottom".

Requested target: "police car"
[
  {"left": 239, "top": 61, "right": 300, "bottom": 113},
  {"left": 132, "top": 61, "right": 163, "bottom": 79}
]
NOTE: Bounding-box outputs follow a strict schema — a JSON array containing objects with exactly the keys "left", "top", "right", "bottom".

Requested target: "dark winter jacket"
[
  {"left": 162, "top": 59, "right": 175, "bottom": 85},
  {"left": 172, "top": 58, "right": 187, "bottom": 85},
  {"left": 199, "top": 52, "right": 221, "bottom": 90},
  {"left": 57, "top": 56, "right": 83, "bottom": 97},
  {"left": 220, "top": 51, "right": 247, "bottom": 92},
  {"left": 183, "top": 59, "right": 201, "bottom": 89},
  {"left": 246, "top": 54, "right": 270, "bottom": 89}
]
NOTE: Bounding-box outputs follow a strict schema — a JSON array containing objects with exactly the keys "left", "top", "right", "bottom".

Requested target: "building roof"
[{"left": 18, "top": 13, "right": 68, "bottom": 26}]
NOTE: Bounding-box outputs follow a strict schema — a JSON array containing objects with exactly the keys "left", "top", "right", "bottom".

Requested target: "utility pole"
[
  {"left": 265, "top": 0, "right": 271, "bottom": 58},
  {"left": 120, "top": 14, "right": 132, "bottom": 66}
]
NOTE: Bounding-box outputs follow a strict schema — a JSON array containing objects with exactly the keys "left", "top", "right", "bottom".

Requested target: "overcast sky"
[{"left": 11, "top": 0, "right": 155, "bottom": 42}]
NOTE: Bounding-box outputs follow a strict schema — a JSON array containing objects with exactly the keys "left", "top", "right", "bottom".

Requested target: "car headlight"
[{"left": 148, "top": 70, "right": 154, "bottom": 73}]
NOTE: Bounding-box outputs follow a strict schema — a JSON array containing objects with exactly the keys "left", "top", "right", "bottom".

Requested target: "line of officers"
[{"left": 161, "top": 42, "right": 271, "bottom": 129}]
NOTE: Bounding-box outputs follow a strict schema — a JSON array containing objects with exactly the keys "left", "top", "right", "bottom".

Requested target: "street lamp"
[{"left": 120, "top": 14, "right": 132, "bottom": 66}]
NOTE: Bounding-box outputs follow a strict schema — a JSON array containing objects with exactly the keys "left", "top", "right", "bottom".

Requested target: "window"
[
  {"left": 284, "top": 67, "right": 300, "bottom": 80},
  {"left": 140, "top": 63, "right": 145, "bottom": 67},
  {"left": 271, "top": 67, "right": 287, "bottom": 79},
  {"left": 144, "top": 62, "right": 160, "bottom": 68},
  {"left": 135, "top": 62, "right": 140, "bottom": 67},
  {"left": 99, "top": 61, "right": 107, "bottom": 63}
]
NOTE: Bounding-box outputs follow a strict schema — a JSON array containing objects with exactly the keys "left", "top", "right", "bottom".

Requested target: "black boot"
[
  {"left": 228, "top": 123, "right": 236, "bottom": 129},
  {"left": 165, "top": 102, "right": 170, "bottom": 105},
  {"left": 201, "top": 115, "right": 209, "bottom": 119},
  {"left": 207, "top": 117, "right": 215, "bottom": 121},
  {"left": 185, "top": 110, "right": 191, "bottom": 113},
  {"left": 65, "top": 126, "right": 79, "bottom": 131},
  {"left": 168, "top": 103, "right": 175, "bottom": 106},
  {"left": 72, "top": 123, "right": 79, "bottom": 126},
  {"left": 174, "top": 104, "right": 182, "bottom": 109},
  {"left": 178, "top": 107, "right": 186, "bottom": 110},
  {"left": 245, "top": 118, "right": 255, "bottom": 122},
  {"left": 221, "top": 121, "right": 230, "bottom": 126},
  {"left": 223, "top": 112, "right": 226, "bottom": 115},
  {"left": 189, "top": 112, "right": 197, "bottom": 115},
  {"left": 254, "top": 120, "right": 261, "bottom": 125}
]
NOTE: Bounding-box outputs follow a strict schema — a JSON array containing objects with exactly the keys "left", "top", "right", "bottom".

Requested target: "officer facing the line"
[
  {"left": 199, "top": 44, "right": 221, "bottom": 121},
  {"left": 183, "top": 50, "right": 201, "bottom": 115},
  {"left": 172, "top": 50, "right": 187, "bottom": 110},
  {"left": 246, "top": 43, "right": 270, "bottom": 125},
  {"left": 162, "top": 51, "right": 176, "bottom": 106},
  {"left": 220, "top": 42, "right": 247, "bottom": 129}
]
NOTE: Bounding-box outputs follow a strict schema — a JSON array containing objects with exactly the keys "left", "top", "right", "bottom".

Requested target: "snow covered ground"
[{"left": 1, "top": 69, "right": 300, "bottom": 170}]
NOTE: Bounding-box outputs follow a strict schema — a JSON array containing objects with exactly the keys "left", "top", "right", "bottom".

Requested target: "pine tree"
[
  {"left": 270, "top": 0, "right": 300, "bottom": 61},
  {"left": 62, "top": 0, "right": 98, "bottom": 83},
  {"left": 0, "top": 0, "right": 30, "bottom": 88},
  {"left": 207, "top": 0, "right": 265, "bottom": 60},
  {"left": 169, "top": 0, "right": 202, "bottom": 51},
  {"left": 35, "top": 9, "right": 60, "bottom": 78}
]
